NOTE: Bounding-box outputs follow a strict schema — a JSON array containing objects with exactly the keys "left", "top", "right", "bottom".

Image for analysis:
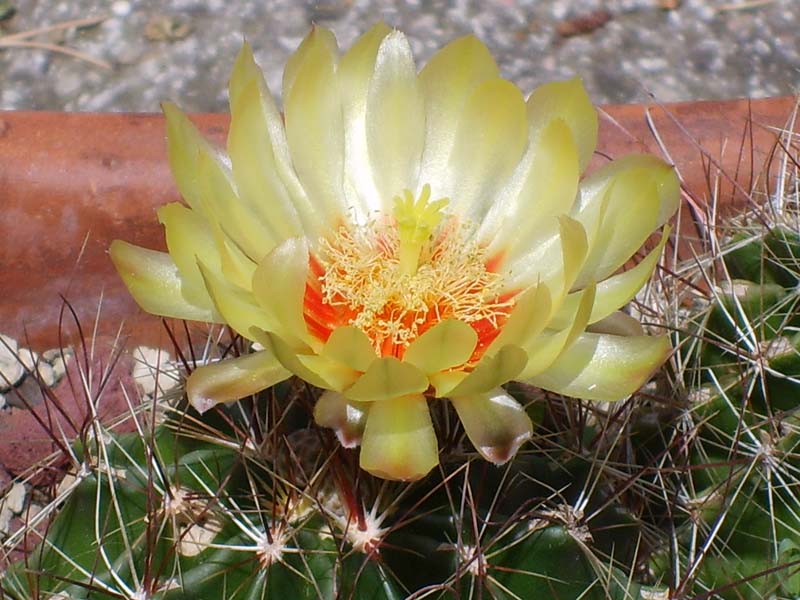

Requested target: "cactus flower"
[{"left": 110, "top": 24, "right": 678, "bottom": 481}]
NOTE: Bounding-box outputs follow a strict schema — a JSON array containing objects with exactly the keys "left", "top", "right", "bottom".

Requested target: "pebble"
[
  {"left": 132, "top": 346, "right": 179, "bottom": 397},
  {"left": 0, "top": 334, "right": 24, "bottom": 392},
  {"left": 111, "top": 0, "right": 132, "bottom": 17},
  {"left": 4, "top": 481, "right": 26, "bottom": 514}
]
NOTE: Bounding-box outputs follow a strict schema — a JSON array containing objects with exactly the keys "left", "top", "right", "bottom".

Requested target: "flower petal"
[
  {"left": 163, "top": 102, "right": 272, "bottom": 263},
  {"left": 488, "top": 283, "right": 552, "bottom": 353},
  {"left": 519, "top": 281, "right": 596, "bottom": 379},
  {"left": 359, "top": 394, "right": 438, "bottom": 480},
  {"left": 478, "top": 117, "right": 580, "bottom": 246},
  {"left": 444, "top": 345, "right": 527, "bottom": 398},
  {"left": 313, "top": 390, "right": 369, "bottom": 448},
  {"left": 526, "top": 77, "right": 598, "bottom": 171},
  {"left": 572, "top": 155, "right": 679, "bottom": 287},
  {"left": 366, "top": 30, "right": 425, "bottom": 207},
  {"left": 321, "top": 326, "right": 378, "bottom": 372},
  {"left": 524, "top": 333, "right": 671, "bottom": 402},
  {"left": 344, "top": 357, "right": 429, "bottom": 403},
  {"left": 296, "top": 353, "right": 360, "bottom": 391},
  {"left": 228, "top": 43, "right": 304, "bottom": 246},
  {"left": 550, "top": 226, "right": 671, "bottom": 329},
  {"left": 500, "top": 215, "right": 588, "bottom": 298},
  {"left": 419, "top": 35, "right": 499, "bottom": 186},
  {"left": 186, "top": 349, "right": 290, "bottom": 414},
  {"left": 197, "top": 260, "right": 274, "bottom": 340},
  {"left": 587, "top": 311, "right": 644, "bottom": 337},
  {"left": 442, "top": 79, "right": 528, "bottom": 218},
  {"left": 338, "top": 22, "right": 392, "bottom": 214},
  {"left": 251, "top": 237, "right": 310, "bottom": 344},
  {"left": 258, "top": 331, "right": 333, "bottom": 389},
  {"left": 156, "top": 202, "right": 221, "bottom": 297},
  {"left": 283, "top": 26, "right": 346, "bottom": 236},
  {"left": 109, "top": 240, "right": 219, "bottom": 322},
  {"left": 450, "top": 388, "right": 532, "bottom": 464},
  {"left": 403, "top": 319, "right": 478, "bottom": 374}
]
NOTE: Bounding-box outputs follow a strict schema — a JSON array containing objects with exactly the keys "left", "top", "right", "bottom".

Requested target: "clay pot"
[{"left": 1, "top": 97, "right": 797, "bottom": 352}]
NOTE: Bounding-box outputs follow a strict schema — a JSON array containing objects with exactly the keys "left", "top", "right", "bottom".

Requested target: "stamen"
[{"left": 309, "top": 186, "right": 514, "bottom": 359}]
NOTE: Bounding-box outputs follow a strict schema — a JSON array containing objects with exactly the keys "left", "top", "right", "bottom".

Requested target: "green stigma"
[{"left": 393, "top": 184, "right": 449, "bottom": 276}]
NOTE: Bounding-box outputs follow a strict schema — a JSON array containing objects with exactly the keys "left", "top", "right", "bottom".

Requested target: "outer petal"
[
  {"left": 526, "top": 77, "right": 598, "bottom": 171},
  {"left": 366, "top": 31, "right": 425, "bottom": 207},
  {"left": 198, "top": 260, "right": 274, "bottom": 340},
  {"left": 251, "top": 237, "right": 310, "bottom": 344},
  {"left": 186, "top": 349, "right": 291, "bottom": 414},
  {"left": 338, "top": 22, "right": 392, "bottom": 215},
  {"left": 321, "top": 326, "right": 378, "bottom": 372},
  {"left": 283, "top": 26, "right": 346, "bottom": 236},
  {"left": 442, "top": 79, "right": 528, "bottom": 218},
  {"left": 109, "top": 240, "right": 219, "bottom": 322},
  {"left": 228, "top": 43, "right": 303, "bottom": 246},
  {"left": 524, "top": 333, "right": 671, "bottom": 402},
  {"left": 519, "top": 282, "right": 596, "bottom": 379},
  {"left": 313, "top": 390, "right": 369, "bottom": 448},
  {"left": 550, "top": 226, "right": 671, "bottom": 329},
  {"left": 478, "top": 118, "right": 580, "bottom": 246},
  {"left": 572, "top": 155, "right": 679, "bottom": 287},
  {"left": 441, "top": 345, "right": 527, "bottom": 398},
  {"left": 359, "top": 394, "right": 438, "bottom": 480},
  {"left": 450, "top": 388, "right": 532, "bottom": 464},
  {"left": 344, "top": 357, "right": 429, "bottom": 402},
  {"left": 488, "top": 283, "right": 552, "bottom": 354},
  {"left": 418, "top": 35, "right": 499, "bottom": 188},
  {"left": 403, "top": 319, "right": 478, "bottom": 374}
]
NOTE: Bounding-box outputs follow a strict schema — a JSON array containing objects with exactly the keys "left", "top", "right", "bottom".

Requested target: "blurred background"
[{"left": 0, "top": 0, "right": 797, "bottom": 112}]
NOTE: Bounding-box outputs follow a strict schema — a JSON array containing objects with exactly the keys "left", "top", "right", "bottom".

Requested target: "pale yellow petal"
[
  {"left": 258, "top": 331, "right": 332, "bottom": 389},
  {"left": 403, "top": 319, "right": 478, "bottom": 374},
  {"left": 186, "top": 350, "right": 290, "bottom": 414},
  {"left": 551, "top": 226, "right": 671, "bottom": 329},
  {"left": 283, "top": 26, "right": 346, "bottom": 236},
  {"left": 109, "top": 240, "right": 219, "bottom": 322},
  {"left": 296, "top": 353, "right": 361, "bottom": 391},
  {"left": 478, "top": 118, "right": 580, "bottom": 245},
  {"left": 313, "top": 390, "right": 369, "bottom": 448},
  {"left": 321, "top": 326, "right": 378, "bottom": 373},
  {"left": 157, "top": 202, "right": 221, "bottom": 298},
  {"left": 519, "top": 281, "right": 596, "bottom": 379},
  {"left": 587, "top": 311, "right": 643, "bottom": 337},
  {"left": 488, "top": 283, "right": 552, "bottom": 354},
  {"left": 228, "top": 44, "right": 303, "bottom": 246},
  {"left": 526, "top": 77, "right": 597, "bottom": 171},
  {"left": 445, "top": 345, "right": 527, "bottom": 398},
  {"left": 419, "top": 35, "right": 499, "bottom": 186},
  {"left": 524, "top": 333, "right": 671, "bottom": 402},
  {"left": 500, "top": 215, "right": 588, "bottom": 297},
  {"left": 197, "top": 260, "right": 274, "bottom": 341},
  {"left": 443, "top": 79, "right": 528, "bottom": 218},
  {"left": 344, "top": 357, "right": 429, "bottom": 403},
  {"left": 366, "top": 30, "right": 425, "bottom": 207},
  {"left": 360, "top": 394, "right": 438, "bottom": 480},
  {"left": 572, "top": 155, "right": 679, "bottom": 288},
  {"left": 338, "top": 22, "right": 392, "bottom": 213},
  {"left": 251, "top": 237, "right": 310, "bottom": 343},
  {"left": 450, "top": 388, "right": 532, "bottom": 464}
]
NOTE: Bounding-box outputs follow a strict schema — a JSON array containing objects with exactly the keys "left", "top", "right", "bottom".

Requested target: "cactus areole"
[{"left": 111, "top": 23, "right": 678, "bottom": 481}]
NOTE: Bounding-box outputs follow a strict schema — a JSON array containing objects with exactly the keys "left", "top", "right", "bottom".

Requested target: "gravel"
[{"left": 1, "top": 0, "right": 798, "bottom": 112}]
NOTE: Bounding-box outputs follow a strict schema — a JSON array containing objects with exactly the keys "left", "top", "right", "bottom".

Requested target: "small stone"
[
  {"left": 43, "top": 347, "right": 74, "bottom": 384},
  {"left": 37, "top": 362, "right": 57, "bottom": 388},
  {"left": 0, "top": 504, "right": 12, "bottom": 536},
  {"left": 111, "top": 0, "right": 132, "bottom": 16},
  {"left": 132, "top": 346, "right": 179, "bottom": 397},
  {"left": 0, "top": 393, "right": 6, "bottom": 410},
  {"left": 17, "top": 348, "right": 39, "bottom": 373},
  {"left": 0, "top": 334, "right": 24, "bottom": 391},
  {"left": 5, "top": 482, "right": 26, "bottom": 514}
]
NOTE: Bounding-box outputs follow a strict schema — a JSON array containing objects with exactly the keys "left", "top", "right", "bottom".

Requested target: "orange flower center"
[{"left": 302, "top": 188, "right": 516, "bottom": 362}]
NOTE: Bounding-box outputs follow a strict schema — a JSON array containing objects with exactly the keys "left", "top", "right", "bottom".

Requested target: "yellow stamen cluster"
[{"left": 318, "top": 187, "right": 513, "bottom": 353}]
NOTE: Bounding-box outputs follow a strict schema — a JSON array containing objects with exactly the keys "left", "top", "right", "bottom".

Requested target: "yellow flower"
[{"left": 110, "top": 24, "right": 679, "bottom": 481}]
